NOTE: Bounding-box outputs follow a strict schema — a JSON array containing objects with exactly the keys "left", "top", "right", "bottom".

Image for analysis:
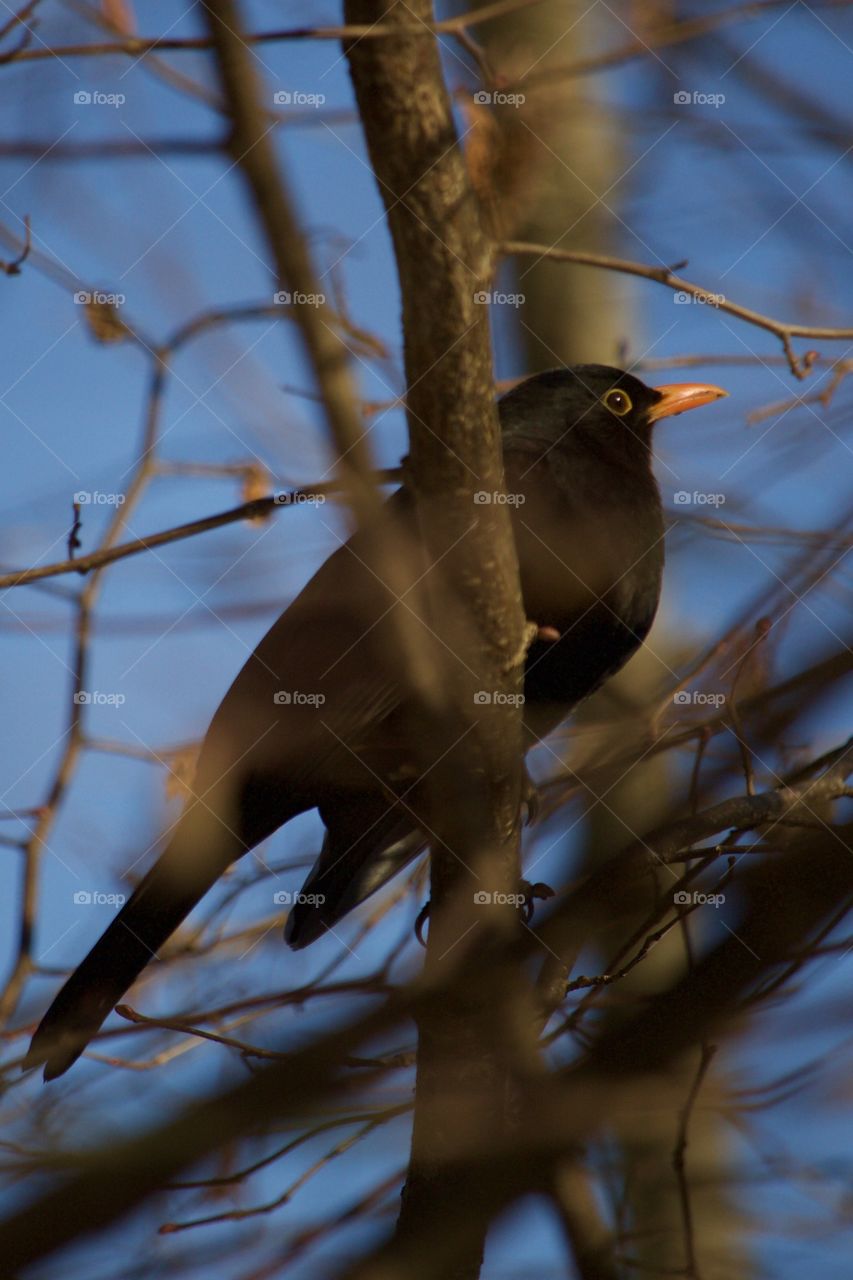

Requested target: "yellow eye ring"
[{"left": 603, "top": 388, "right": 633, "bottom": 416}]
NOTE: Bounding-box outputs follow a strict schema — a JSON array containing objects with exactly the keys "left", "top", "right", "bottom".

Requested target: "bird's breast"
[{"left": 516, "top": 495, "right": 664, "bottom": 732}]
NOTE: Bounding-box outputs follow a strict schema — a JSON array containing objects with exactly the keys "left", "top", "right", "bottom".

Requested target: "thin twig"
[
  {"left": 0, "top": 213, "right": 30, "bottom": 275},
  {"left": 503, "top": 240, "right": 853, "bottom": 377},
  {"left": 0, "top": 472, "right": 401, "bottom": 589},
  {"left": 673, "top": 1044, "right": 717, "bottom": 1280}
]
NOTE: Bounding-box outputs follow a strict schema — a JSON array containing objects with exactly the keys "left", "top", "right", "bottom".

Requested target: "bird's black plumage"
[{"left": 24, "top": 365, "right": 727, "bottom": 1079}]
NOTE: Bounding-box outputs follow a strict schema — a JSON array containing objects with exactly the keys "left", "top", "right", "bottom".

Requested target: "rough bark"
[{"left": 344, "top": 4, "right": 531, "bottom": 1276}]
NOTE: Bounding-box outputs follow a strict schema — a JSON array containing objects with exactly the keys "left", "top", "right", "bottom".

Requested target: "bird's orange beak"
[{"left": 648, "top": 382, "right": 729, "bottom": 422}]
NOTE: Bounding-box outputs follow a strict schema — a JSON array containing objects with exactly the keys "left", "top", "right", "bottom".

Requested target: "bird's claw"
[
  {"left": 522, "top": 767, "right": 540, "bottom": 826},
  {"left": 519, "top": 620, "right": 560, "bottom": 666},
  {"left": 414, "top": 880, "right": 553, "bottom": 941},
  {"left": 519, "top": 878, "right": 555, "bottom": 925},
  {"left": 414, "top": 900, "right": 430, "bottom": 948}
]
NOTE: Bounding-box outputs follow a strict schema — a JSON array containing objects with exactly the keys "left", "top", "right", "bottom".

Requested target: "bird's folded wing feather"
[{"left": 193, "top": 488, "right": 428, "bottom": 807}]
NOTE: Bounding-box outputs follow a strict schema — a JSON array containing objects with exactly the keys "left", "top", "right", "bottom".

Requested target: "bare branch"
[
  {"left": 503, "top": 240, "right": 853, "bottom": 377},
  {"left": 0, "top": 473, "right": 401, "bottom": 590}
]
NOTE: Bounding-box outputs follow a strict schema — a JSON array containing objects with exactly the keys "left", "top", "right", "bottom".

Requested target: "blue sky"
[{"left": 2, "top": 2, "right": 853, "bottom": 1276}]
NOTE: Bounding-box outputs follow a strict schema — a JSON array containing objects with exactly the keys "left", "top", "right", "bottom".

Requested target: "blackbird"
[{"left": 25, "top": 365, "right": 727, "bottom": 1080}]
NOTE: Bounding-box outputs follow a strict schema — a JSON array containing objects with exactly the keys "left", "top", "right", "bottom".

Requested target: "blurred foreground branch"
[{"left": 4, "top": 794, "right": 850, "bottom": 1275}]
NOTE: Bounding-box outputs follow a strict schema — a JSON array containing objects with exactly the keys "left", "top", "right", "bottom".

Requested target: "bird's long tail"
[{"left": 24, "top": 813, "right": 239, "bottom": 1081}]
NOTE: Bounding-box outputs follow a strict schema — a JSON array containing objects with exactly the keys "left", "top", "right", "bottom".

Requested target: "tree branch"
[
  {"left": 343, "top": 1, "right": 530, "bottom": 1275},
  {"left": 503, "top": 240, "right": 853, "bottom": 378},
  {"left": 0, "top": 474, "right": 401, "bottom": 590},
  {"left": 200, "top": 0, "right": 376, "bottom": 515}
]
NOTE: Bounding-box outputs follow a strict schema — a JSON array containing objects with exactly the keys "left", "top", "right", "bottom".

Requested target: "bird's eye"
[{"left": 603, "top": 388, "right": 633, "bottom": 416}]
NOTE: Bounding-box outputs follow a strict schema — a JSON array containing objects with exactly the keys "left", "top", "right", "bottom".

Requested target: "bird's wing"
[
  {"left": 192, "top": 487, "right": 433, "bottom": 826},
  {"left": 285, "top": 789, "right": 427, "bottom": 948}
]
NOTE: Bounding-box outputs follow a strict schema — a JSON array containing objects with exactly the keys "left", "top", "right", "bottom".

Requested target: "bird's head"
[{"left": 499, "top": 365, "right": 728, "bottom": 468}]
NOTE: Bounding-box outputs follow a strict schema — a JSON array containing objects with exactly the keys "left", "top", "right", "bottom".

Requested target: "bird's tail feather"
[
  {"left": 285, "top": 795, "right": 426, "bottom": 949},
  {"left": 24, "top": 832, "right": 236, "bottom": 1081}
]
